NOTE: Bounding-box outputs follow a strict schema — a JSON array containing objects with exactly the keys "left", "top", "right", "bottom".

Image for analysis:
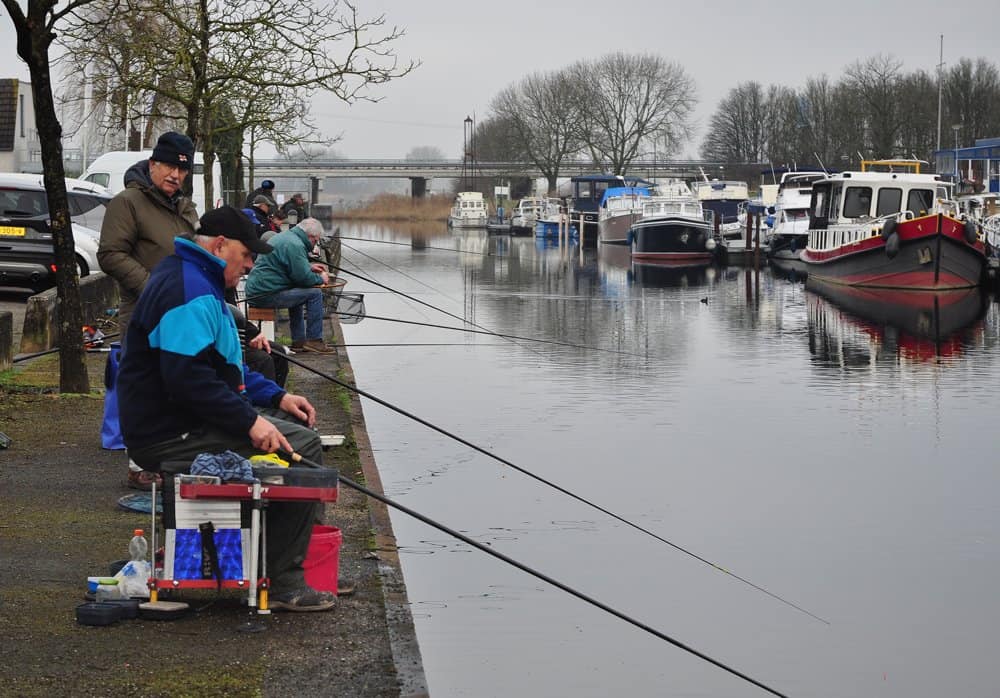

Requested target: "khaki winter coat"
[{"left": 98, "top": 160, "right": 200, "bottom": 316}]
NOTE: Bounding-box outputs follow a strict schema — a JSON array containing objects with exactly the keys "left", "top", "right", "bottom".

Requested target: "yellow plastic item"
[{"left": 249, "top": 453, "right": 290, "bottom": 468}]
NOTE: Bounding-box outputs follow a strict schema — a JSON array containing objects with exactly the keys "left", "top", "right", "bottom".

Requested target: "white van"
[{"left": 81, "top": 150, "right": 222, "bottom": 214}]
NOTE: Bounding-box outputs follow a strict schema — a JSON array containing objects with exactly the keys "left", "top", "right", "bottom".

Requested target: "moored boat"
[
  {"left": 510, "top": 197, "right": 546, "bottom": 236},
  {"left": 801, "top": 166, "right": 987, "bottom": 289},
  {"left": 628, "top": 181, "right": 718, "bottom": 263},
  {"left": 535, "top": 199, "right": 577, "bottom": 237},
  {"left": 448, "top": 191, "right": 489, "bottom": 228},
  {"left": 766, "top": 171, "right": 826, "bottom": 263},
  {"left": 570, "top": 174, "right": 652, "bottom": 242},
  {"left": 693, "top": 179, "right": 748, "bottom": 239},
  {"left": 597, "top": 185, "right": 652, "bottom": 245}
]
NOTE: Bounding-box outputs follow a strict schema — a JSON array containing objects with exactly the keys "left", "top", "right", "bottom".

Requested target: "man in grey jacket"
[{"left": 98, "top": 131, "right": 200, "bottom": 490}]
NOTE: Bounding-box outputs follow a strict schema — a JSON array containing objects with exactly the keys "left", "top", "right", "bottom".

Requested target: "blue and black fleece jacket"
[{"left": 118, "top": 237, "right": 285, "bottom": 451}]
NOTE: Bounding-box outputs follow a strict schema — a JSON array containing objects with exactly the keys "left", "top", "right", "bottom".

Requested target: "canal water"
[{"left": 335, "top": 221, "right": 1000, "bottom": 698}]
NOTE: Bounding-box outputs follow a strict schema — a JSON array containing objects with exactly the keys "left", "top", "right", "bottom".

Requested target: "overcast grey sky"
[{"left": 2, "top": 0, "right": 997, "bottom": 159}]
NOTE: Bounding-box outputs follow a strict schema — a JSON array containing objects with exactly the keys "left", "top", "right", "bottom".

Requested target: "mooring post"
[
  {"left": 754, "top": 214, "right": 761, "bottom": 269},
  {"left": 745, "top": 210, "right": 753, "bottom": 258}
]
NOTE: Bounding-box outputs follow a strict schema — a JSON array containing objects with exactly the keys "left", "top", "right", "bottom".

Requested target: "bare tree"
[
  {"left": 569, "top": 52, "right": 696, "bottom": 175},
  {"left": 701, "top": 81, "right": 770, "bottom": 162},
  {"left": 843, "top": 54, "right": 905, "bottom": 157},
  {"left": 896, "top": 69, "right": 938, "bottom": 160},
  {"left": 491, "top": 69, "right": 584, "bottom": 193},
  {"left": 59, "top": 0, "right": 415, "bottom": 207},
  {"left": 944, "top": 58, "right": 1000, "bottom": 146},
  {"left": 2, "top": 0, "right": 93, "bottom": 392}
]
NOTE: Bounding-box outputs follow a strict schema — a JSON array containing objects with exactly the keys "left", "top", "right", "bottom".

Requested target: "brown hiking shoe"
[{"left": 300, "top": 339, "right": 334, "bottom": 354}]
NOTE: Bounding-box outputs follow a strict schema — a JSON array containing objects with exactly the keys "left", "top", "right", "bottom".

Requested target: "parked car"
[
  {"left": 0, "top": 173, "right": 112, "bottom": 231},
  {"left": 0, "top": 174, "right": 110, "bottom": 292},
  {"left": 0, "top": 219, "right": 92, "bottom": 292}
]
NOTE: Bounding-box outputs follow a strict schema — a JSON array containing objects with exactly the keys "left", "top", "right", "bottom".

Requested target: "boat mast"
[{"left": 936, "top": 35, "right": 944, "bottom": 153}]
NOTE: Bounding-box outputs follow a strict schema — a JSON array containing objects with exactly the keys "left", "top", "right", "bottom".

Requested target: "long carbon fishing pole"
[
  {"left": 335, "top": 310, "right": 648, "bottom": 358},
  {"left": 282, "top": 449, "right": 787, "bottom": 698},
  {"left": 281, "top": 351, "right": 828, "bottom": 625}
]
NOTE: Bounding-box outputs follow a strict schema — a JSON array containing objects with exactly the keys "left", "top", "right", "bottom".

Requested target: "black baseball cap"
[{"left": 198, "top": 206, "right": 273, "bottom": 255}]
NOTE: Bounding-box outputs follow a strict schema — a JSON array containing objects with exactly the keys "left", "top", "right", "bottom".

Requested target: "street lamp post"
[{"left": 462, "top": 115, "right": 473, "bottom": 191}]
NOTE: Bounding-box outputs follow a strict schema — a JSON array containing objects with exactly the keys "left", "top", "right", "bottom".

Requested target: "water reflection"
[
  {"left": 805, "top": 278, "right": 988, "bottom": 366},
  {"left": 336, "top": 220, "right": 1000, "bottom": 698}
]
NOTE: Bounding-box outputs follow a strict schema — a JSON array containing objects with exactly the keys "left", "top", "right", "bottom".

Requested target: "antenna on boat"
[
  {"left": 814, "top": 152, "right": 829, "bottom": 175},
  {"left": 769, "top": 162, "right": 777, "bottom": 185},
  {"left": 699, "top": 166, "right": 709, "bottom": 182}
]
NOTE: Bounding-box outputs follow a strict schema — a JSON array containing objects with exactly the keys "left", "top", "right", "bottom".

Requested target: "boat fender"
[
  {"left": 880, "top": 219, "right": 897, "bottom": 239},
  {"left": 964, "top": 218, "right": 978, "bottom": 244},
  {"left": 885, "top": 231, "right": 900, "bottom": 259},
  {"left": 705, "top": 238, "right": 716, "bottom": 251}
]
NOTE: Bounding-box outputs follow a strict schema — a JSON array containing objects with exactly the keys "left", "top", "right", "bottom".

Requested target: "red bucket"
[{"left": 303, "top": 525, "right": 342, "bottom": 595}]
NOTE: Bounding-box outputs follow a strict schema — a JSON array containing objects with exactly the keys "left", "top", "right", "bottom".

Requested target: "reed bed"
[{"left": 336, "top": 193, "right": 453, "bottom": 221}]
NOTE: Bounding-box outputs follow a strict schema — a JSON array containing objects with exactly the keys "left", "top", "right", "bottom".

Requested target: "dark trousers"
[{"left": 128, "top": 409, "right": 323, "bottom": 593}]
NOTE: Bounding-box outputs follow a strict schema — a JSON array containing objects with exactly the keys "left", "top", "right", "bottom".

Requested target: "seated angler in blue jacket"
[
  {"left": 116, "top": 205, "right": 336, "bottom": 612},
  {"left": 244, "top": 217, "right": 334, "bottom": 354}
]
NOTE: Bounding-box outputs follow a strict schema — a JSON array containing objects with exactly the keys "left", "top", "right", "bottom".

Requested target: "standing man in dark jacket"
[
  {"left": 117, "top": 206, "right": 336, "bottom": 612},
  {"left": 98, "top": 131, "right": 200, "bottom": 335},
  {"left": 98, "top": 131, "right": 200, "bottom": 490}
]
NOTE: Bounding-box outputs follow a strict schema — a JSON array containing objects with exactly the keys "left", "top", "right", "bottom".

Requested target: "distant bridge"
[{"left": 250, "top": 158, "right": 755, "bottom": 196}]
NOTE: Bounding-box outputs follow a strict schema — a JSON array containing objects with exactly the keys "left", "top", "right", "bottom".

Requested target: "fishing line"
[
  {"left": 281, "top": 352, "right": 827, "bottom": 625},
  {"left": 334, "top": 310, "right": 647, "bottom": 358},
  {"left": 334, "top": 255, "right": 547, "bottom": 358},
  {"left": 282, "top": 449, "right": 788, "bottom": 698},
  {"left": 340, "top": 240, "right": 466, "bottom": 312},
  {"left": 338, "top": 254, "right": 436, "bottom": 323},
  {"left": 337, "top": 234, "right": 505, "bottom": 257},
  {"left": 330, "top": 343, "right": 508, "bottom": 348}
]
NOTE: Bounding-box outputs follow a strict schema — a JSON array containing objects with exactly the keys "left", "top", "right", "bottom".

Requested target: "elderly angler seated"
[
  {"left": 116, "top": 206, "right": 335, "bottom": 612},
  {"left": 245, "top": 217, "right": 334, "bottom": 354}
]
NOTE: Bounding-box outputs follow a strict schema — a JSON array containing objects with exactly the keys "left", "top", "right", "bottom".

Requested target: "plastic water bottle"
[{"left": 128, "top": 528, "right": 148, "bottom": 562}]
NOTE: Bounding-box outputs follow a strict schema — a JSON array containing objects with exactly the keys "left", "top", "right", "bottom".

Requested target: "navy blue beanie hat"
[{"left": 151, "top": 131, "right": 195, "bottom": 170}]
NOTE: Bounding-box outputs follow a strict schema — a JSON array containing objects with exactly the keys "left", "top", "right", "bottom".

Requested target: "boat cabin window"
[
  {"left": 876, "top": 188, "right": 902, "bottom": 217},
  {"left": 810, "top": 185, "right": 831, "bottom": 228},
  {"left": 905, "top": 189, "right": 934, "bottom": 216},
  {"left": 843, "top": 186, "right": 873, "bottom": 218}
]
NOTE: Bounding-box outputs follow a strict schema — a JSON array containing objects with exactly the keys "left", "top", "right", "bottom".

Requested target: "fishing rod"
[
  {"left": 335, "top": 310, "right": 647, "bottom": 358},
  {"left": 337, "top": 234, "right": 505, "bottom": 257},
  {"left": 281, "top": 351, "right": 828, "bottom": 625},
  {"left": 281, "top": 448, "right": 787, "bottom": 698},
  {"left": 333, "top": 256, "right": 547, "bottom": 358},
  {"left": 13, "top": 332, "right": 121, "bottom": 363}
]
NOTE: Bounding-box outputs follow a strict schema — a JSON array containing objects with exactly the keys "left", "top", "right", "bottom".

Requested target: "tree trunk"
[{"left": 27, "top": 30, "right": 89, "bottom": 392}]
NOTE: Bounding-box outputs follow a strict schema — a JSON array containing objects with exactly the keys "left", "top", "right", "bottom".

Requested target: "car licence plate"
[{"left": 0, "top": 225, "right": 26, "bottom": 237}]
